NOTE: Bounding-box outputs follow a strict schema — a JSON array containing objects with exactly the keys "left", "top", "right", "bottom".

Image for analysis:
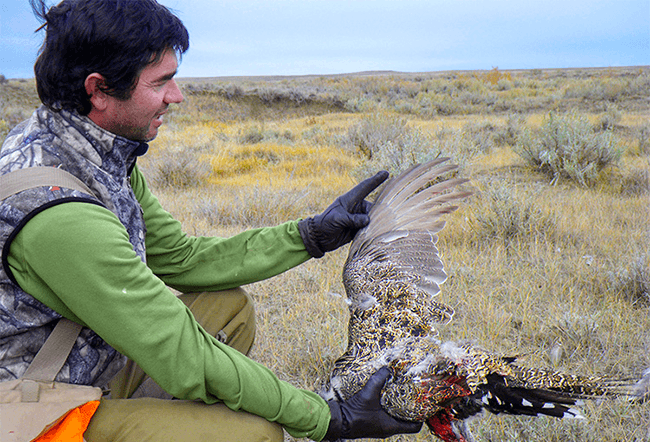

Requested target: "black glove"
[
  {"left": 323, "top": 367, "right": 423, "bottom": 441},
  {"left": 298, "top": 171, "right": 389, "bottom": 258}
]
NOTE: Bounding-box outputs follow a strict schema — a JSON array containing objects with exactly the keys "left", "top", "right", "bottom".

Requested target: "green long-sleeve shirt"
[{"left": 6, "top": 165, "right": 330, "bottom": 441}]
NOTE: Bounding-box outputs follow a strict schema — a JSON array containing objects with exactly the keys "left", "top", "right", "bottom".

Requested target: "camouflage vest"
[{"left": 0, "top": 105, "right": 149, "bottom": 387}]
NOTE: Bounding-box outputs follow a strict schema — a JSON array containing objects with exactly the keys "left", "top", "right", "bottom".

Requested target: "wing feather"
[{"left": 344, "top": 158, "right": 471, "bottom": 308}]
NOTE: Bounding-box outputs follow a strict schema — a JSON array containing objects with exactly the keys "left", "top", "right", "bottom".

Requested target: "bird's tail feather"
[
  {"left": 473, "top": 373, "right": 586, "bottom": 419},
  {"left": 468, "top": 371, "right": 639, "bottom": 420},
  {"left": 505, "top": 364, "right": 639, "bottom": 399},
  {"left": 631, "top": 367, "right": 650, "bottom": 402}
]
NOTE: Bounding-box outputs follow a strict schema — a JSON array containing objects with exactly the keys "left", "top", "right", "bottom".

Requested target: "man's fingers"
[
  {"left": 347, "top": 213, "right": 370, "bottom": 229},
  {"left": 343, "top": 171, "right": 389, "bottom": 207},
  {"left": 361, "top": 366, "right": 392, "bottom": 399}
]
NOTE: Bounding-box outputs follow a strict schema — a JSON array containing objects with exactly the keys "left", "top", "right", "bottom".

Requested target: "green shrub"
[
  {"left": 515, "top": 111, "right": 622, "bottom": 186},
  {"left": 461, "top": 120, "right": 498, "bottom": 153},
  {"left": 239, "top": 125, "right": 265, "bottom": 144},
  {"left": 496, "top": 114, "right": 526, "bottom": 146},
  {"left": 596, "top": 105, "right": 622, "bottom": 132},
  {"left": 469, "top": 180, "right": 557, "bottom": 243},
  {"left": 239, "top": 125, "right": 295, "bottom": 145},
  {"left": 343, "top": 113, "right": 441, "bottom": 178}
]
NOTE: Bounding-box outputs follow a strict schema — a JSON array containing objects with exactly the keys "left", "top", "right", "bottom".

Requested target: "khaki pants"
[{"left": 84, "top": 288, "right": 284, "bottom": 442}]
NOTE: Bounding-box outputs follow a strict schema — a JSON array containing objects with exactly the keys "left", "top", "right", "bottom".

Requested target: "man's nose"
[{"left": 165, "top": 79, "right": 184, "bottom": 104}]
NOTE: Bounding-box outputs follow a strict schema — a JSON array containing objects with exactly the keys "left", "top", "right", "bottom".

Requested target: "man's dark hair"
[{"left": 30, "top": 0, "right": 190, "bottom": 115}]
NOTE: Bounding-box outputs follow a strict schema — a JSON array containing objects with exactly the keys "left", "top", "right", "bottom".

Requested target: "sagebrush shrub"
[
  {"left": 343, "top": 113, "right": 441, "bottom": 178},
  {"left": 469, "top": 180, "right": 557, "bottom": 243},
  {"left": 515, "top": 111, "right": 622, "bottom": 186},
  {"left": 238, "top": 125, "right": 295, "bottom": 145},
  {"left": 596, "top": 105, "right": 621, "bottom": 132}
]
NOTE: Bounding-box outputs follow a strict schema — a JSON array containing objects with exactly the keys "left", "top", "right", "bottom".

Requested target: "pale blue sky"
[{"left": 1, "top": 0, "right": 648, "bottom": 79}]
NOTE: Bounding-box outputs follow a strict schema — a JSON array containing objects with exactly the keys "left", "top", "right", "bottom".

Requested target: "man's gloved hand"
[
  {"left": 323, "top": 367, "right": 423, "bottom": 441},
  {"left": 298, "top": 171, "right": 389, "bottom": 258}
]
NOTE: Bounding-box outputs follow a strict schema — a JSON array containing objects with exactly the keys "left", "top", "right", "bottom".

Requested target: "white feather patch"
[
  {"left": 440, "top": 341, "right": 469, "bottom": 362},
  {"left": 352, "top": 293, "right": 378, "bottom": 310},
  {"left": 563, "top": 408, "right": 586, "bottom": 419}
]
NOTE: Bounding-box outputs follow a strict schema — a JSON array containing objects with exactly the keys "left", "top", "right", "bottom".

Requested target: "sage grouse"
[{"left": 320, "top": 158, "right": 637, "bottom": 442}]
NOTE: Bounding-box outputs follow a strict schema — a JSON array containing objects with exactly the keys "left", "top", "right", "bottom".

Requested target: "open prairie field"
[{"left": 1, "top": 66, "right": 649, "bottom": 441}]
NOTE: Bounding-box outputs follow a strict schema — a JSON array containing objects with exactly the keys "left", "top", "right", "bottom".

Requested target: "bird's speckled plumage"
[{"left": 321, "top": 159, "right": 639, "bottom": 442}]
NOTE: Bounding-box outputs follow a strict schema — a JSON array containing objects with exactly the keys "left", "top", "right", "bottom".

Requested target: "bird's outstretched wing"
[
  {"left": 325, "top": 158, "right": 472, "bottom": 401},
  {"left": 343, "top": 157, "right": 472, "bottom": 322}
]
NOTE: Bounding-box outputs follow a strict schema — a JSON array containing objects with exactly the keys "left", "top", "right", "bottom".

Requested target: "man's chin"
[
  {"left": 114, "top": 115, "right": 164, "bottom": 141},
  {"left": 127, "top": 126, "right": 158, "bottom": 142},
  {"left": 144, "top": 131, "right": 159, "bottom": 142},
  {"left": 145, "top": 120, "right": 163, "bottom": 141}
]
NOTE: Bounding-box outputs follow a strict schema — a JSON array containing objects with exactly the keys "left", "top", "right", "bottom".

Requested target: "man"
[{"left": 0, "top": 0, "right": 423, "bottom": 440}]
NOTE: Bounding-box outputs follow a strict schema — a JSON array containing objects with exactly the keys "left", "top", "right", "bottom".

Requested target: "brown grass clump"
[{"left": 2, "top": 67, "right": 649, "bottom": 441}]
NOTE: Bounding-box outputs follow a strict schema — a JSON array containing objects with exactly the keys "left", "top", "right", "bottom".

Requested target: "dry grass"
[{"left": 2, "top": 67, "right": 649, "bottom": 441}]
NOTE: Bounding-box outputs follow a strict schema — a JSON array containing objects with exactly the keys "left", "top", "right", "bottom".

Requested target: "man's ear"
[{"left": 84, "top": 73, "right": 109, "bottom": 111}]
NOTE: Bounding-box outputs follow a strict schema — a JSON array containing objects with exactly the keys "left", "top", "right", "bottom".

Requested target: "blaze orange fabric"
[{"left": 34, "top": 401, "right": 100, "bottom": 442}]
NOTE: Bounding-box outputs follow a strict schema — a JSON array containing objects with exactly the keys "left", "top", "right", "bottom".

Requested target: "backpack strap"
[
  {"left": 22, "top": 318, "right": 84, "bottom": 384},
  {"left": 0, "top": 166, "right": 95, "bottom": 201}
]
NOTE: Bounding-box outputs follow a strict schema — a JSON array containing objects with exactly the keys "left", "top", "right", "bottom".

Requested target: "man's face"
[{"left": 102, "top": 49, "right": 184, "bottom": 141}]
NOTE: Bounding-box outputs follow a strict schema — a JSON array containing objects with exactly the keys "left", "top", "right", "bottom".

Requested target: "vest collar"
[{"left": 35, "top": 105, "right": 149, "bottom": 177}]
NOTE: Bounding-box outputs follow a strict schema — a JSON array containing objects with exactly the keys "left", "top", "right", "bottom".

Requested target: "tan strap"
[
  {"left": 22, "top": 318, "right": 84, "bottom": 383},
  {"left": 0, "top": 167, "right": 95, "bottom": 201}
]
